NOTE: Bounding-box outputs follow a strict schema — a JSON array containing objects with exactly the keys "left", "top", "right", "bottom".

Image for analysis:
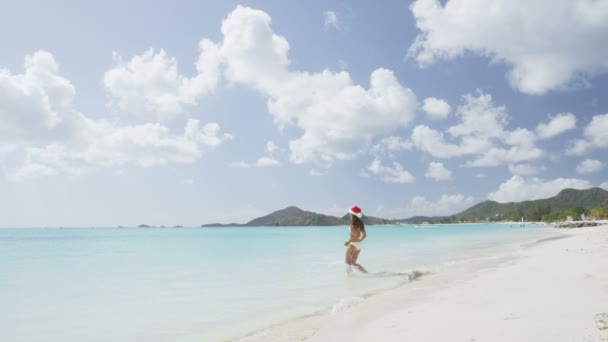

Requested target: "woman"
[{"left": 344, "top": 206, "right": 368, "bottom": 274}]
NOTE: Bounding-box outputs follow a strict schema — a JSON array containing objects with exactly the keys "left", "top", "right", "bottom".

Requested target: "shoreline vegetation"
[{"left": 195, "top": 187, "right": 608, "bottom": 228}]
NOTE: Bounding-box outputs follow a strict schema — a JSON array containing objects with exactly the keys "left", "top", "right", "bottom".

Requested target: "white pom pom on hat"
[{"left": 349, "top": 206, "right": 363, "bottom": 218}]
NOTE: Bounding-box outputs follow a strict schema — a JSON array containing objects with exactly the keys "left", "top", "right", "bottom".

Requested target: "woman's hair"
[{"left": 350, "top": 214, "right": 365, "bottom": 231}]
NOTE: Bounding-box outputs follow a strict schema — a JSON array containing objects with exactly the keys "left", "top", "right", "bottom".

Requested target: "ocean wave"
[{"left": 331, "top": 296, "right": 365, "bottom": 314}]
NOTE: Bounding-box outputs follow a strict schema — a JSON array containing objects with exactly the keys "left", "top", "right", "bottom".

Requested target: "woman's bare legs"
[
  {"left": 345, "top": 245, "right": 367, "bottom": 274},
  {"left": 352, "top": 248, "right": 368, "bottom": 273}
]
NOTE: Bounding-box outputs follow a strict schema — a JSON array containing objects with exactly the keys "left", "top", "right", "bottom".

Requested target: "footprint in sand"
[{"left": 595, "top": 313, "right": 608, "bottom": 331}]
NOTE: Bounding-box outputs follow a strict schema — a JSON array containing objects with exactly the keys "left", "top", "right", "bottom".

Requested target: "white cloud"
[
  {"left": 1, "top": 51, "right": 232, "bottom": 181},
  {"left": 408, "top": 0, "right": 608, "bottom": 94},
  {"left": 265, "top": 141, "right": 280, "bottom": 156},
  {"left": 231, "top": 138, "right": 283, "bottom": 169},
  {"left": 412, "top": 91, "right": 544, "bottom": 167},
  {"left": 182, "top": 178, "right": 194, "bottom": 184},
  {"left": 448, "top": 92, "right": 508, "bottom": 140},
  {"left": 535, "top": 113, "right": 577, "bottom": 139},
  {"left": 256, "top": 157, "right": 280, "bottom": 167},
  {"left": 411, "top": 125, "right": 463, "bottom": 158},
  {"left": 370, "top": 136, "right": 413, "bottom": 158},
  {"left": 101, "top": 6, "right": 417, "bottom": 166},
  {"left": 0, "top": 51, "right": 73, "bottom": 143},
  {"left": 566, "top": 113, "right": 608, "bottom": 155},
  {"left": 566, "top": 139, "right": 592, "bottom": 156},
  {"left": 425, "top": 161, "right": 452, "bottom": 181},
  {"left": 407, "top": 194, "right": 474, "bottom": 217},
  {"left": 7, "top": 118, "right": 232, "bottom": 181},
  {"left": 367, "top": 159, "right": 414, "bottom": 184},
  {"left": 214, "top": 6, "right": 418, "bottom": 165},
  {"left": 464, "top": 138, "right": 543, "bottom": 168},
  {"left": 103, "top": 44, "right": 220, "bottom": 120},
  {"left": 421, "top": 97, "right": 450, "bottom": 119},
  {"left": 576, "top": 159, "right": 604, "bottom": 174},
  {"left": 488, "top": 175, "right": 593, "bottom": 202},
  {"left": 230, "top": 157, "right": 280, "bottom": 169},
  {"left": 600, "top": 182, "right": 608, "bottom": 190},
  {"left": 508, "top": 163, "right": 545, "bottom": 176},
  {"left": 323, "top": 11, "right": 340, "bottom": 31}
]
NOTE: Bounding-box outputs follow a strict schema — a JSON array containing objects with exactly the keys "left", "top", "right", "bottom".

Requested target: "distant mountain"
[
  {"left": 448, "top": 187, "right": 608, "bottom": 222},
  {"left": 339, "top": 214, "right": 396, "bottom": 225},
  {"left": 200, "top": 187, "right": 608, "bottom": 227},
  {"left": 202, "top": 206, "right": 398, "bottom": 227},
  {"left": 247, "top": 206, "right": 344, "bottom": 226},
  {"left": 200, "top": 222, "right": 244, "bottom": 227}
]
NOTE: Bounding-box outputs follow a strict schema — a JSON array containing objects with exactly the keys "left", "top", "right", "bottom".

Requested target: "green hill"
[
  {"left": 200, "top": 188, "right": 608, "bottom": 226},
  {"left": 448, "top": 187, "right": 608, "bottom": 222},
  {"left": 246, "top": 206, "right": 344, "bottom": 226},
  {"left": 202, "top": 206, "right": 398, "bottom": 227},
  {"left": 339, "top": 214, "right": 396, "bottom": 225}
]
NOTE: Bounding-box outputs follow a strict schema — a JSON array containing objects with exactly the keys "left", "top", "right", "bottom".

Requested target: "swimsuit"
[
  {"left": 349, "top": 241, "right": 361, "bottom": 251},
  {"left": 349, "top": 225, "right": 362, "bottom": 250}
]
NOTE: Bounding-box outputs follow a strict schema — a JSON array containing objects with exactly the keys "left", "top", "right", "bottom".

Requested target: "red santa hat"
[{"left": 349, "top": 206, "right": 363, "bottom": 218}]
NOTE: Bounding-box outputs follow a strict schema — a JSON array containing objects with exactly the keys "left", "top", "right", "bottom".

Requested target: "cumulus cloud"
[
  {"left": 214, "top": 6, "right": 418, "bottom": 165},
  {"left": 367, "top": 159, "right": 414, "bottom": 184},
  {"left": 411, "top": 91, "right": 544, "bottom": 167},
  {"left": 576, "top": 159, "right": 604, "bottom": 174},
  {"left": 256, "top": 157, "right": 280, "bottom": 167},
  {"left": 566, "top": 113, "right": 608, "bottom": 155},
  {"left": 102, "top": 6, "right": 416, "bottom": 165},
  {"left": 323, "top": 11, "right": 340, "bottom": 30},
  {"left": 535, "top": 113, "right": 577, "bottom": 139},
  {"left": 425, "top": 161, "right": 452, "bottom": 181},
  {"left": 407, "top": 194, "right": 474, "bottom": 217},
  {"left": 370, "top": 136, "right": 413, "bottom": 158},
  {"left": 103, "top": 44, "right": 220, "bottom": 120},
  {"left": 488, "top": 175, "right": 593, "bottom": 202},
  {"left": 231, "top": 157, "right": 280, "bottom": 169},
  {"left": 265, "top": 141, "right": 280, "bottom": 156},
  {"left": 421, "top": 97, "right": 450, "bottom": 119},
  {"left": 231, "top": 140, "right": 282, "bottom": 168},
  {"left": 1, "top": 51, "right": 231, "bottom": 181},
  {"left": 408, "top": 0, "right": 608, "bottom": 94},
  {"left": 411, "top": 125, "right": 463, "bottom": 158},
  {"left": 7, "top": 118, "right": 232, "bottom": 181},
  {"left": 601, "top": 182, "right": 608, "bottom": 190},
  {"left": 0, "top": 51, "right": 73, "bottom": 143}
]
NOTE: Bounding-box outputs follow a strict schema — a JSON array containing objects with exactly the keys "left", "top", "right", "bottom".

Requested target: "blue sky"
[{"left": 1, "top": 0, "right": 607, "bottom": 227}]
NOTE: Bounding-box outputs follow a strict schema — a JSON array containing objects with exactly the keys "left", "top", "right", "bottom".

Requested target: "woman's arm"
[
  {"left": 359, "top": 229, "right": 367, "bottom": 242},
  {"left": 345, "top": 225, "right": 354, "bottom": 246}
]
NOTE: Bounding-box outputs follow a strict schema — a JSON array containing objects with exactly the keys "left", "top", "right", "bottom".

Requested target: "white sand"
[{"left": 238, "top": 226, "right": 608, "bottom": 341}]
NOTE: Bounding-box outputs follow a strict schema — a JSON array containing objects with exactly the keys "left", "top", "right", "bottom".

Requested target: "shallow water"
[{"left": 0, "top": 224, "right": 552, "bottom": 341}]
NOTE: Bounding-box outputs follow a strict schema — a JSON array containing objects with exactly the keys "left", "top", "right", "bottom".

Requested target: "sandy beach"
[{"left": 239, "top": 225, "right": 608, "bottom": 341}]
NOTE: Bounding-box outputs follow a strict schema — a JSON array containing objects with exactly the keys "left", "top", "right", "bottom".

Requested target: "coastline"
[{"left": 235, "top": 225, "right": 608, "bottom": 341}]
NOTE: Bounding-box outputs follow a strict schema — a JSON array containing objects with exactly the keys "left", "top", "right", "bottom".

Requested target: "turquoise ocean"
[{"left": 0, "top": 224, "right": 553, "bottom": 341}]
